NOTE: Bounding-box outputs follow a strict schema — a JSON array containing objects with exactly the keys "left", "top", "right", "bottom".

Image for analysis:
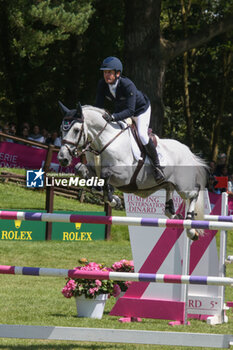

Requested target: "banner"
[
  {"left": 209, "top": 191, "right": 233, "bottom": 215},
  {"left": 0, "top": 210, "right": 106, "bottom": 241},
  {"left": 0, "top": 141, "right": 79, "bottom": 172}
]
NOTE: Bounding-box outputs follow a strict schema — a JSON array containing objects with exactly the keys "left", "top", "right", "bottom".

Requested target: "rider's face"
[{"left": 103, "top": 70, "right": 120, "bottom": 84}]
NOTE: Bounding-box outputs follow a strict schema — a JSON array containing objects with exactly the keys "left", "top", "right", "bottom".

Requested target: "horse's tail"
[{"left": 194, "top": 155, "right": 209, "bottom": 221}]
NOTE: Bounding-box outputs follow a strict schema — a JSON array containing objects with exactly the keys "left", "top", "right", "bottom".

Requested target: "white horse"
[{"left": 57, "top": 102, "right": 209, "bottom": 240}]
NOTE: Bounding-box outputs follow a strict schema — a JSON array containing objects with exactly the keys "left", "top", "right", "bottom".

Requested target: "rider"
[{"left": 95, "top": 56, "right": 165, "bottom": 184}]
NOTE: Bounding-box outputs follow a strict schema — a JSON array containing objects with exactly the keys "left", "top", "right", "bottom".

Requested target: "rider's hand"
[{"left": 103, "top": 112, "right": 114, "bottom": 123}]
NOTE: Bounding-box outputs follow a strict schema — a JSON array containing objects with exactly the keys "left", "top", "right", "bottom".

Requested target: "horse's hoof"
[
  {"left": 187, "top": 228, "right": 199, "bottom": 241},
  {"left": 109, "top": 199, "right": 117, "bottom": 207},
  {"left": 192, "top": 233, "right": 199, "bottom": 241},
  {"left": 111, "top": 195, "right": 121, "bottom": 209},
  {"left": 174, "top": 213, "right": 183, "bottom": 219}
]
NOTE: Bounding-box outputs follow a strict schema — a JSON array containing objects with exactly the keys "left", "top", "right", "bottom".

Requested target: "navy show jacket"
[{"left": 95, "top": 76, "right": 150, "bottom": 121}]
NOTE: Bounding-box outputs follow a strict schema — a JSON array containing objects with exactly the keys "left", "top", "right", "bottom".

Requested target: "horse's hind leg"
[
  {"left": 185, "top": 186, "right": 202, "bottom": 241},
  {"left": 165, "top": 189, "right": 183, "bottom": 219},
  {"left": 177, "top": 184, "right": 204, "bottom": 241}
]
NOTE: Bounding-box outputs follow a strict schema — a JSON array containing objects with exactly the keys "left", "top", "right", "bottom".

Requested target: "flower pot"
[{"left": 75, "top": 294, "right": 108, "bottom": 319}]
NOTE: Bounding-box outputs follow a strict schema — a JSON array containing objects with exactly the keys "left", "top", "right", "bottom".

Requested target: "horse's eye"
[{"left": 73, "top": 128, "right": 80, "bottom": 135}]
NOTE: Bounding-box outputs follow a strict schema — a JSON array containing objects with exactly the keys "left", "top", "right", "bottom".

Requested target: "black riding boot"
[{"left": 144, "top": 139, "right": 165, "bottom": 184}]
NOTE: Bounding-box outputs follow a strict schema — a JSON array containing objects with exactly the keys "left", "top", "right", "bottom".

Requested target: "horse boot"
[{"left": 144, "top": 139, "right": 165, "bottom": 184}]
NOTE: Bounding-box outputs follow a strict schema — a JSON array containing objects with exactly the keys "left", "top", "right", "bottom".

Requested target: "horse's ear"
[
  {"left": 58, "top": 101, "right": 70, "bottom": 116},
  {"left": 76, "top": 102, "right": 83, "bottom": 119}
]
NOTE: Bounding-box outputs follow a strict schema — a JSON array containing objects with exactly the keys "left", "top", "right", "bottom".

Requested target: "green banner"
[
  {"left": 0, "top": 210, "right": 46, "bottom": 241},
  {"left": 52, "top": 211, "right": 106, "bottom": 241},
  {"left": 0, "top": 210, "right": 106, "bottom": 241}
]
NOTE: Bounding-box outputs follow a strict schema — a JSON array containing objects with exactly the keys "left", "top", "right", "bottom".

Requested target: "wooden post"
[
  {"left": 44, "top": 144, "right": 55, "bottom": 173},
  {"left": 44, "top": 145, "right": 55, "bottom": 241},
  {"left": 104, "top": 202, "right": 112, "bottom": 240},
  {"left": 45, "top": 184, "right": 54, "bottom": 240}
]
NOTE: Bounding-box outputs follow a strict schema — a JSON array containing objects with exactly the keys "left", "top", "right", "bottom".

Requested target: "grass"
[{"left": 0, "top": 169, "right": 233, "bottom": 349}]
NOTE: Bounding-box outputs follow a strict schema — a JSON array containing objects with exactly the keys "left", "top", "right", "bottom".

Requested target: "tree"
[
  {"left": 123, "top": 0, "right": 233, "bottom": 139},
  {"left": 0, "top": 0, "right": 94, "bottom": 128}
]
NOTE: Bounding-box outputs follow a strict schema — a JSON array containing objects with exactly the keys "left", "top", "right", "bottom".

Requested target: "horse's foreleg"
[
  {"left": 186, "top": 196, "right": 198, "bottom": 220},
  {"left": 103, "top": 183, "right": 121, "bottom": 209},
  {"left": 75, "top": 163, "right": 104, "bottom": 195},
  {"left": 101, "top": 168, "right": 121, "bottom": 209},
  {"left": 75, "top": 163, "right": 96, "bottom": 179}
]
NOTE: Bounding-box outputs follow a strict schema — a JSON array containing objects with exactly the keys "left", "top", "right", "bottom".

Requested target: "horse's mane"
[{"left": 82, "top": 105, "right": 105, "bottom": 115}]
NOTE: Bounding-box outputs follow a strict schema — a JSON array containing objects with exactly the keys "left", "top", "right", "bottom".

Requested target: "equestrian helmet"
[{"left": 100, "top": 56, "right": 123, "bottom": 73}]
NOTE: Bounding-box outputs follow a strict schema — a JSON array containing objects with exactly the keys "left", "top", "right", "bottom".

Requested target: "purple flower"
[{"left": 113, "top": 284, "right": 121, "bottom": 297}]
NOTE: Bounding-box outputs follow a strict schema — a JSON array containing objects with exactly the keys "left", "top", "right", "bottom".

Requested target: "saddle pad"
[{"left": 128, "top": 128, "right": 165, "bottom": 166}]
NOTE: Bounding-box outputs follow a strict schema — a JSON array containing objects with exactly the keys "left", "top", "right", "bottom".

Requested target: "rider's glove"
[{"left": 103, "top": 112, "right": 114, "bottom": 123}]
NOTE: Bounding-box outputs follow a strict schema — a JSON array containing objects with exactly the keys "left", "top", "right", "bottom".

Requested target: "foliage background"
[{"left": 0, "top": 0, "right": 232, "bottom": 167}]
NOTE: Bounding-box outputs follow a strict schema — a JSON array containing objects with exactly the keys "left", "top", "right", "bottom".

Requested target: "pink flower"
[
  {"left": 66, "top": 279, "right": 76, "bottom": 290},
  {"left": 62, "top": 286, "right": 73, "bottom": 298},
  {"left": 112, "top": 262, "right": 122, "bottom": 270},
  {"left": 95, "top": 279, "right": 102, "bottom": 287},
  {"left": 89, "top": 287, "right": 99, "bottom": 295},
  {"left": 78, "top": 262, "right": 102, "bottom": 272},
  {"left": 88, "top": 288, "right": 95, "bottom": 295},
  {"left": 125, "top": 281, "right": 132, "bottom": 288},
  {"left": 113, "top": 284, "right": 121, "bottom": 297}
]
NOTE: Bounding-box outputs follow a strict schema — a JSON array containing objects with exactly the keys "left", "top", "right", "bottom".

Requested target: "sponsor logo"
[
  {"left": 26, "top": 168, "right": 44, "bottom": 188},
  {"left": 63, "top": 222, "right": 92, "bottom": 241},
  {"left": 46, "top": 176, "right": 104, "bottom": 187},
  {"left": 14, "top": 220, "right": 22, "bottom": 229},
  {"left": 26, "top": 170, "right": 105, "bottom": 188},
  {"left": 1, "top": 230, "right": 32, "bottom": 240}
]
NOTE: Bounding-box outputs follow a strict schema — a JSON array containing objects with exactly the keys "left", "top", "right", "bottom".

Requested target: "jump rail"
[
  {"left": 0, "top": 210, "right": 233, "bottom": 231},
  {"left": 1, "top": 265, "right": 233, "bottom": 286},
  {"left": 0, "top": 324, "right": 233, "bottom": 348},
  {"left": 204, "top": 215, "right": 233, "bottom": 222}
]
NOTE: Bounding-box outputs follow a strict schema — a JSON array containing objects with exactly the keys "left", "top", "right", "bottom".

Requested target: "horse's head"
[{"left": 57, "top": 101, "right": 86, "bottom": 167}]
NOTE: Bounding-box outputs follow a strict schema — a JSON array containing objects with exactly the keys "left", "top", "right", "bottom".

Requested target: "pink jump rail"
[
  {"left": 0, "top": 265, "right": 233, "bottom": 286},
  {"left": 0, "top": 210, "right": 233, "bottom": 231}
]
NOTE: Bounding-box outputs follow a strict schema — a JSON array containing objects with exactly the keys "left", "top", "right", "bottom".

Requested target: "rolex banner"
[{"left": 0, "top": 210, "right": 106, "bottom": 241}]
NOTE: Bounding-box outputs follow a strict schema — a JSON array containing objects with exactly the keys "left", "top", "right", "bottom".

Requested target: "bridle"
[{"left": 61, "top": 113, "right": 129, "bottom": 158}]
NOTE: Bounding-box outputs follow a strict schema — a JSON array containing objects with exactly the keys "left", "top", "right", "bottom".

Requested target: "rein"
[
  {"left": 90, "top": 124, "right": 130, "bottom": 156},
  {"left": 62, "top": 117, "right": 130, "bottom": 158}
]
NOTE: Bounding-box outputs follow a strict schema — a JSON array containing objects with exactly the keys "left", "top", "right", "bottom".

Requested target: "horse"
[{"left": 57, "top": 102, "right": 209, "bottom": 241}]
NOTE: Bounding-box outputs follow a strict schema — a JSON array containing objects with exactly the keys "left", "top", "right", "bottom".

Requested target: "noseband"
[{"left": 61, "top": 122, "right": 86, "bottom": 157}]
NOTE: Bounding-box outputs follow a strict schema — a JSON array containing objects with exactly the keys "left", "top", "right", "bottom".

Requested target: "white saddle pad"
[
  {"left": 127, "top": 128, "right": 165, "bottom": 166},
  {"left": 115, "top": 121, "right": 165, "bottom": 166}
]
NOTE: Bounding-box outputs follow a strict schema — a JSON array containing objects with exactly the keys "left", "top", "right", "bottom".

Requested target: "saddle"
[
  {"left": 117, "top": 121, "right": 158, "bottom": 192},
  {"left": 117, "top": 120, "right": 157, "bottom": 152},
  {"left": 130, "top": 122, "right": 157, "bottom": 152}
]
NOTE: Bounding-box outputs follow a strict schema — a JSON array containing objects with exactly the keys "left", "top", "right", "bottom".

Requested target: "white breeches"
[{"left": 132, "top": 105, "right": 151, "bottom": 146}]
